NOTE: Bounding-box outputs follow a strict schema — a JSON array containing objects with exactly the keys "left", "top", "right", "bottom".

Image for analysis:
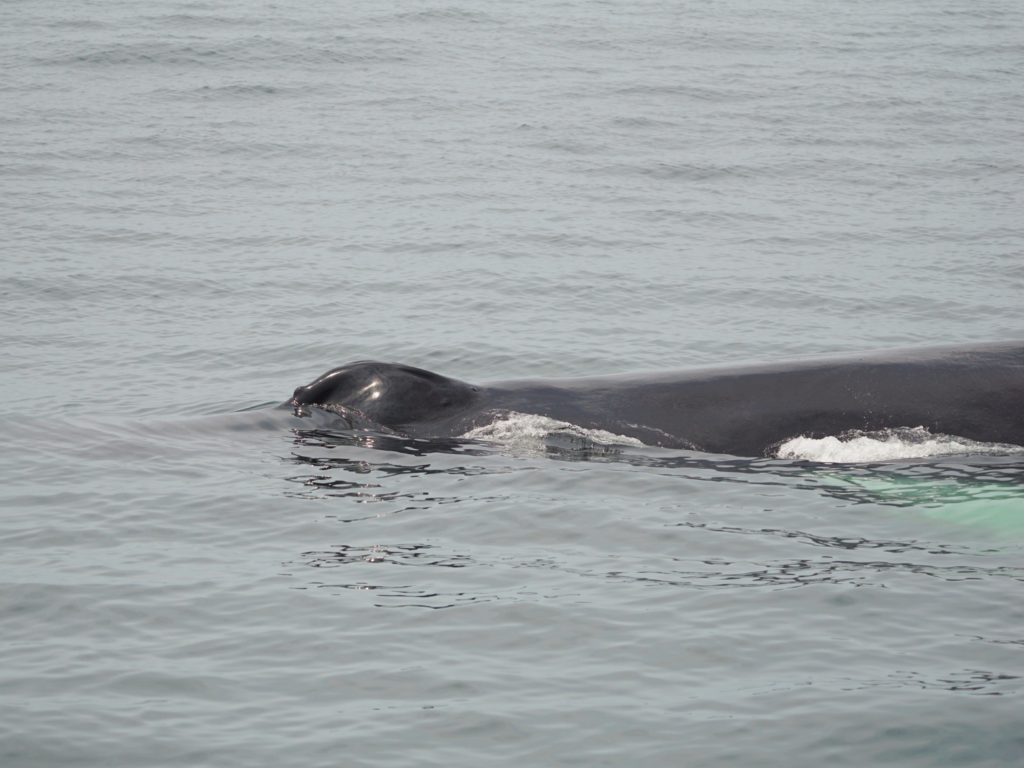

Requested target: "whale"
[{"left": 283, "top": 342, "right": 1024, "bottom": 458}]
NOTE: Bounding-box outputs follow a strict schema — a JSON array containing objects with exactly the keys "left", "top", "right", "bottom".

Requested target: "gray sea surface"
[{"left": 2, "top": 0, "right": 1023, "bottom": 765}]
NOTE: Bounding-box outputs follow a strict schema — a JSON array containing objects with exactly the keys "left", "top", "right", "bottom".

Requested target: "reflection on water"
[
  {"left": 836, "top": 668, "right": 1020, "bottom": 697},
  {"left": 280, "top": 427, "right": 1024, "bottom": 626},
  {"left": 286, "top": 425, "right": 1024, "bottom": 518},
  {"left": 292, "top": 426, "right": 494, "bottom": 457},
  {"left": 297, "top": 534, "right": 1024, "bottom": 606}
]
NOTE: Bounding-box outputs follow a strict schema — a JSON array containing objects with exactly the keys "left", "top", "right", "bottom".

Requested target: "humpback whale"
[{"left": 284, "top": 342, "right": 1024, "bottom": 458}]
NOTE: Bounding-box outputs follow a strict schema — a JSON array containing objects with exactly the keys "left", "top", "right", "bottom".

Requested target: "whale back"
[
  {"left": 285, "top": 343, "right": 1024, "bottom": 455},
  {"left": 289, "top": 361, "right": 481, "bottom": 429}
]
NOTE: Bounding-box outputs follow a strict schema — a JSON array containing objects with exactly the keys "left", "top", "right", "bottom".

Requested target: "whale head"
[{"left": 289, "top": 361, "right": 480, "bottom": 428}]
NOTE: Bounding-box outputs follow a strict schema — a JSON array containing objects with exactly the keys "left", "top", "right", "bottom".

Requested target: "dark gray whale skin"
[{"left": 284, "top": 342, "right": 1024, "bottom": 458}]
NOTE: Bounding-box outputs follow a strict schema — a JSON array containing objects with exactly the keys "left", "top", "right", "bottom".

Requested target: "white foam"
[
  {"left": 776, "top": 426, "right": 1024, "bottom": 463},
  {"left": 464, "top": 417, "right": 1024, "bottom": 463},
  {"left": 461, "top": 412, "right": 644, "bottom": 450}
]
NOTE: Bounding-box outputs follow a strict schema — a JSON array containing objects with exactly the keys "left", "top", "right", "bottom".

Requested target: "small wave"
[
  {"left": 776, "top": 427, "right": 1024, "bottom": 463},
  {"left": 461, "top": 412, "right": 644, "bottom": 451}
]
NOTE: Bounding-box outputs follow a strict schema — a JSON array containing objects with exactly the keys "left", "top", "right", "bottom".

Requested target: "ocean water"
[{"left": 2, "top": 0, "right": 1023, "bottom": 765}]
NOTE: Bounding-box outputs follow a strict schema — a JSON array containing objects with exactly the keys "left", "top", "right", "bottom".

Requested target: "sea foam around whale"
[
  {"left": 461, "top": 412, "right": 645, "bottom": 451},
  {"left": 776, "top": 427, "right": 1024, "bottom": 463},
  {"left": 465, "top": 417, "right": 1024, "bottom": 463}
]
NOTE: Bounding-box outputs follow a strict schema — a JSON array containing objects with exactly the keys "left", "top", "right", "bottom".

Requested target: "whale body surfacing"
[{"left": 284, "top": 343, "right": 1024, "bottom": 458}]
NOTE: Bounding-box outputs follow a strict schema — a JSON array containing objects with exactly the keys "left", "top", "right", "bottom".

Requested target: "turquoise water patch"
[{"left": 817, "top": 464, "right": 1024, "bottom": 536}]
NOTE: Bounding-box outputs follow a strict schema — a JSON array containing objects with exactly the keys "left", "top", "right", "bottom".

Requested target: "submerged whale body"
[{"left": 285, "top": 343, "right": 1024, "bottom": 458}]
